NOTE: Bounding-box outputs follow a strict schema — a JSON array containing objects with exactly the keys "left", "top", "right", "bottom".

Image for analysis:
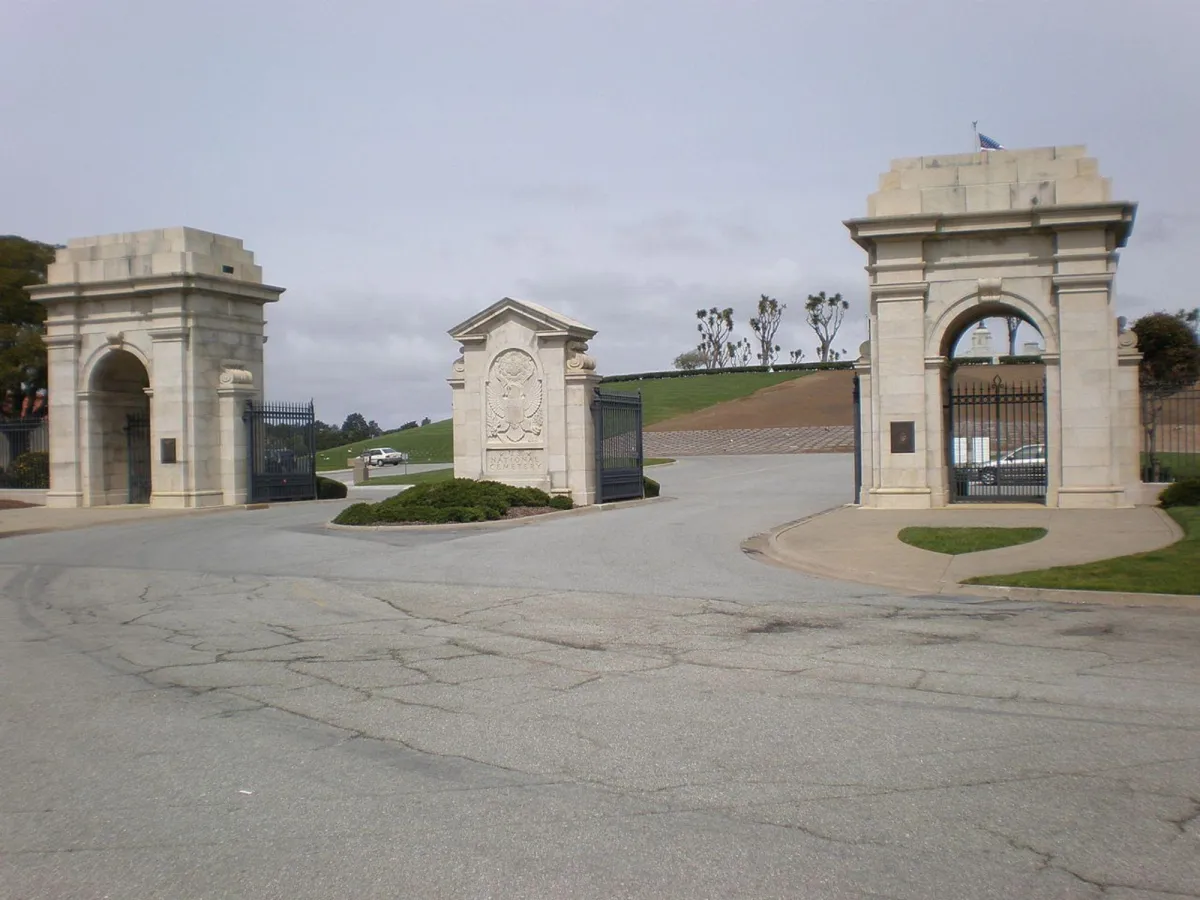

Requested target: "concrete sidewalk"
[
  {"left": 0, "top": 504, "right": 242, "bottom": 538},
  {"left": 752, "top": 504, "right": 1199, "bottom": 608}
]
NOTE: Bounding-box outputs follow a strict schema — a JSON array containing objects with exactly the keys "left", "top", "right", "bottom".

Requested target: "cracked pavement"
[{"left": 2, "top": 454, "right": 1199, "bottom": 899}]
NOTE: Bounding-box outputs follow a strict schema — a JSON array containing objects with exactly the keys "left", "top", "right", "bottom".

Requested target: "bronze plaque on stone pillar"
[{"left": 890, "top": 421, "right": 915, "bottom": 453}]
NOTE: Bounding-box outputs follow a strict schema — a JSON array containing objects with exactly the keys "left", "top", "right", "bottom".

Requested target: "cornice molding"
[{"left": 845, "top": 201, "right": 1137, "bottom": 251}]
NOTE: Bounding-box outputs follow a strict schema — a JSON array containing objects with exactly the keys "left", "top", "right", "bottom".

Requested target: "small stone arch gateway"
[
  {"left": 27, "top": 227, "right": 301, "bottom": 508},
  {"left": 845, "top": 146, "right": 1142, "bottom": 509}
]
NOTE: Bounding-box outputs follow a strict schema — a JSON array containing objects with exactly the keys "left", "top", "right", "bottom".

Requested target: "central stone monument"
[{"left": 448, "top": 297, "right": 601, "bottom": 506}]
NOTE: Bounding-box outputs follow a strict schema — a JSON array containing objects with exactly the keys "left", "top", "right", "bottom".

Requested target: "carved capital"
[
  {"left": 566, "top": 340, "right": 596, "bottom": 372},
  {"left": 1117, "top": 328, "right": 1139, "bottom": 355},
  {"left": 218, "top": 360, "right": 253, "bottom": 387}
]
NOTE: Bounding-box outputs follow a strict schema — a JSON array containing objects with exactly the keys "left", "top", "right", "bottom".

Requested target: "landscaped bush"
[
  {"left": 0, "top": 451, "right": 50, "bottom": 489},
  {"left": 316, "top": 475, "right": 348, "bottom": 499},
  {"left": 332, "top": 478, "right": 573, "bottom": 525},
  {"left": 642, "top": 475, "right": 661, "bottom": 498},
  {"left": 1159, "top": 478, "right": 1200, "bottom": 509}
]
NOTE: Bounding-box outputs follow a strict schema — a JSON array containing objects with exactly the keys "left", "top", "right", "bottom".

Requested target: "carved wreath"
[{"left": 486, "top": 349, "right": 544, "bottom": 443}]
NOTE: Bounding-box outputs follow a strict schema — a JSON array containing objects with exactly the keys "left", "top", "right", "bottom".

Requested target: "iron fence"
[
  {"left": 1141, "top": 383, "right": 1200, "bottom": 483},
  {"left": 593, "top": 389, "right": 644, "bottom": 503},
  {"left": 0, "top": 418, "right": 49, "bottom": 489},
  {"left": 245, "top": 400, "right": 318, "bottom": 503},
  {"left": 946, "top": 374, "right": 1047, "bottom": 503}
]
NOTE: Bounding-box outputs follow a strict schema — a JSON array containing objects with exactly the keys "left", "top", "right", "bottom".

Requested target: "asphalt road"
[{"left": 2, "top": 455, "right": 1198, "bottom": 899}]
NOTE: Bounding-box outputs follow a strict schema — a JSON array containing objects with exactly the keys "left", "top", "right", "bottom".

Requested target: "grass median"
[
  {"left": 964, "top": 507, "right": 1199, "bottom": 595},
  {"left": 899, "top": 526, "right": 1047, "bottom": 555}
]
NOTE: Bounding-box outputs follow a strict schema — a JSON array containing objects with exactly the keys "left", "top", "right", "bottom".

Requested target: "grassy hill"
[
  {"left": 317, "top": 419, "right": 453, "bottom": 471},
  {"left": 316, "top": 369, "right": 821, "bottom": 470},
  {"left": 601, "top": 371, "right": 806, "bottom": 425}
]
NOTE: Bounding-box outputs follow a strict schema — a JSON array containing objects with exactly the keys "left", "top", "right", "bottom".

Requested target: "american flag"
[{"left": 978, "top": 132, "right": 1004, "bottom": 151}]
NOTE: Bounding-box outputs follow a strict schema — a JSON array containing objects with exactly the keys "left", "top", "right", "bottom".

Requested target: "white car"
[
  {"left": 362, "top": 447, "right": 408, "bottom": 467},
  {"left": 979, "top": 443, "right": 1047, "bottom": 486}
]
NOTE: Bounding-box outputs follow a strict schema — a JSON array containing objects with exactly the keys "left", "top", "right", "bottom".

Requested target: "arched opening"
[
  {"left": 942, "top": 305, "right": 1047, "bottom": 504},
  {"left": 90, "top": 350, "right": 152, "bottom": 504}
]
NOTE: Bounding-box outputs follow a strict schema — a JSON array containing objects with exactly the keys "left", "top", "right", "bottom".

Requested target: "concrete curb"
[
  {"left": 745, "top": 507, "right": 1200, "bottom": 611},
  {"left": 324, "top": 495, "right": 670, "bottom": 533}
]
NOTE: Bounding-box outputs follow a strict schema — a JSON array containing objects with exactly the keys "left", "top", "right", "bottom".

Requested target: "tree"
[
  {"left": 420, "top": 416, "right": 432, "bottom": 426},
  {"left": 695, "top": 306, "right": 734, "bottom": 369},
  {"left": 1177, "top": 307, "right": 1199, "bottom": 335},
  {"left": 340, "top": 412, "right": 372, "bottom": 444},
  {"left": 1004, "top": 315, "right": 1021, "bottom": 357},
  {"left": 728, "top": 337, "right": 753, "bottom": 367},
  {"left": 399, "top": 420, "right": 419, "bottom": 431},
  {"left": 313, "top": 420, "right": 344, "bottom": 451},
  {"left": 804, "top": 291, "right": 850, "bottom": 363},
  {"left": 1132, "top": 312, "right": 1200, "bottom": 480},
  {"left": 749, "top": 295, "right": 786, "bottom": 369},
  {"left": 673, "top": 349, "right": 705, "bottom": 371},
  {"left": 1, "top": 235, "right": 57, "bottom": 411},
  {"left": 788, "top": 349, "right": 805, "bottom": 364}
]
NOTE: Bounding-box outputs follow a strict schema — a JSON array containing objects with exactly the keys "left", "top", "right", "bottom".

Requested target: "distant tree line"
[
  {"left": 673, "top": 291, "right": 853, "bottom": 371},
  {"left": 314, "top": 413, "right": 433, "bottom": 450}
]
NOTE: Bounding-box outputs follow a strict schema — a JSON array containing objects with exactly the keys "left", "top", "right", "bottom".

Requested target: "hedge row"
[{"left": 599, "top": 360, "right": 855, "bottom": 384}]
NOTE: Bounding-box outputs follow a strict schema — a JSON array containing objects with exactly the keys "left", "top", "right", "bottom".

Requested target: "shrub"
[
  {"left": 0, "top": 451, "right": 50, "bottom": 489},
  {"left": 333, "top": 502, "right": 379, "bottom": 525},
  {"left": 1159, "top": 478, "right": 1200, "bottom": 509},
  {"left": 642, "top": 475, "right": 661, "bottom": 498},
  {"left": 316, "top": 475, "right": 348, "bottom": 499},
  {"left": 334, "top": 478, "right": 566, "bottom": 525}
]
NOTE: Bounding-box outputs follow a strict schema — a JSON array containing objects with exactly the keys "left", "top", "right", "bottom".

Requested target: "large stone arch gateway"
[
  {"left": 845, "top": 145, "right": 1142, "bottom": 509},
  {"left": 27, "top": 228, "right": 284, "bottom": 508}
]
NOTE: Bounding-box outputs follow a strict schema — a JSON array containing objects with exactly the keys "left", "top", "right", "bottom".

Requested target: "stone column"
[
  {"left": 1115, "top": 328, "right": 1143, "bottom": 498},
  {"left": 148, "top": 326, "right": 191, "bottom": 508},
  {"left": 867, "top": 282, "right": 932, "bottom": 508},
  {"left": 1053, "top": 271, "right": 1127, "bottom": 507},
  {"left": 923, "top": 356, "right": 949, "bottom": 506},
  {"left": 217, "top": 363, "right": 255, "bottom": 506},
  {"left": 563, "top": 341, "right": 600, "bottom": 506},
  {"left": 853, "top": 354, "right": 873, "bottom": 504},
  {"left": 43, "top": 333, "right": 83, "bottom": 507}
]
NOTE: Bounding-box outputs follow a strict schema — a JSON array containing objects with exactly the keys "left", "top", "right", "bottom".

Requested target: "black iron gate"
[
  {"left": 125, "top": 412, "right": 152, "bottom": 504},
  {"left": 946, "top": 372, "right": 1047, "bottom": 503},
  {"left": 852, "top": 373, "right": 862, "bottom": 504},
  {"left": 593, "top": 388, "right": 644, "bottom": 503},
  {"left": 245, "top": 400, "right": 317, "bottom": 503}
]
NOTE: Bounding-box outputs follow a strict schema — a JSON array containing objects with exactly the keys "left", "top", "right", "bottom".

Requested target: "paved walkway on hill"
[{"left": 645, "top": 424, "right": 853, "bottom": 456}]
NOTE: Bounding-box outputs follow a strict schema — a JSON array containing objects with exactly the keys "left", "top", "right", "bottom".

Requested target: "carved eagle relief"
[{"left": 485, "top": 349, "right": 544, "bottom": 443}]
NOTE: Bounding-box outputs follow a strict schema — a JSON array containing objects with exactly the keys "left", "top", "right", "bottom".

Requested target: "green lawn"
[
  {"left": 965, "top": 507, "right": 1200, "bottom": 595},
  {"left": 602, "top": 371, "right": 806, "bottom": 425},
  {"left": 645, "top": 458, "right": 675, "bottom": 466},
  {"left": 899, "top": 526, "right": 1048, "bottom": 555},
  {"left": 362, "top": 468, "right": 454, "bottom": 486},
  {"left": 317, "top": 419, "right": 453, "bottom": 471},
  {"left": 1141, "top": 452, "right": 1200, "bottom": 481}
]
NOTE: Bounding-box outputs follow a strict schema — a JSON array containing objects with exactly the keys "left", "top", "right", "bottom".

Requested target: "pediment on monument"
[{"left": 448, "top": 296, "right": 596, "bottom": 342}]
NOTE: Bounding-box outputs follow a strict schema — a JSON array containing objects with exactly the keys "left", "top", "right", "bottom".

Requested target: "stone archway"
[
  {"left": 845, "top": 145, "right": 1142, "bottom": 509},
  {"left": 87, "top": 349, "right": 152, "bottom": 505},
  {"left": 28, "top": 227, "right": 284, "bottom": 508}
]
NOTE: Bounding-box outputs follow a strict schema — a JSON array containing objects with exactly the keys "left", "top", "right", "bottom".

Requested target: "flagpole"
[{"left": 972, "top": 121, "right": 980, "bottom": 153}]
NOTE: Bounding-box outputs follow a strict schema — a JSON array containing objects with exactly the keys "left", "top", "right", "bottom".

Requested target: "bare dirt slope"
[{"left": 647, "top": 369, "right": 856, "bottom": 432}]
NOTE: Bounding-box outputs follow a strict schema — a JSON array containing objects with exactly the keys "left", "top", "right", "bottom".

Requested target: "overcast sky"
[{"left": 5, "top": 0, "right": 1198, "bottom": 428}]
